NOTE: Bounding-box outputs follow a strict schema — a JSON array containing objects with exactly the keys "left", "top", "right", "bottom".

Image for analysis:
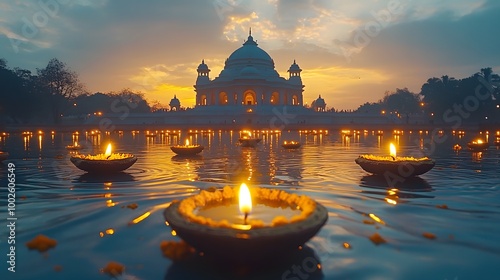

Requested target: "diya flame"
[
  {"left": 239, "top": 183, "right": 252, "bottom": 217},
  {"left": 105, "top": 143, "right": 112, "bottom": 158},
  {"left": 390, "top": 143, "right": 397, "bottom": 160}
]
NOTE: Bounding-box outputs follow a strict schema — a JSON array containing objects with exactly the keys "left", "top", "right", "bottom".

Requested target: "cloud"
[{"left": 0, "top": 0, "right": 498, "bottom": 110}]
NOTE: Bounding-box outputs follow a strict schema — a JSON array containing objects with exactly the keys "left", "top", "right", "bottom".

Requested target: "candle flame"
[
  {"left": 239, "top": 183, "right": 252, "bottom": 215},
  {"left": 389, "top": 143, "right": 396, "bottom": 158},
  {"left": 74, "top": 141, "right": 78, "bottom": 147},
  {"left": 185, "top": 139, "right": 190, "bottom": 146},
  {"left": 105, "top": 143, "right": 112, "bottom": 157}
]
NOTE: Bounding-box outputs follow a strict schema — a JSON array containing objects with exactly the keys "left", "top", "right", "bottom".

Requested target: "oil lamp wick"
[
  {"left": 244, "top": 213, "right": 248, "bottom": 224},
  {"left": 106, "top": 155, "right": 111, "bottom": 159},
  {"left": 391, "top": 155, "right": 396, "bottom": 161}
]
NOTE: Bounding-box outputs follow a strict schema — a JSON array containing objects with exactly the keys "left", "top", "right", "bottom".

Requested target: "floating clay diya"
[
  {"left": 164, "top": 184, "right": 328, "bottom": 263},
  {"left": 282, "top": 141, "right": 301, "bottom": 149},
  {"left": 355, "top": 143, "right": 435, "bottom": 177},
  {"left": 170, "top": 139, "right": 204, "bottom": 156},
  {"left": 238, "top": 131, "right": 261, "bottom": 147},
  {"left": 70, "top": 143, "right": 137, "bottom": 173},
  {"left": 467, "top": 139, "right": 489, "bottom": 151}
]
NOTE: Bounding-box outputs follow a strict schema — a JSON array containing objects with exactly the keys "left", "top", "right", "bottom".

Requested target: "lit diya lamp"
[
  {"left": 282, "top": 140, "right": 301, "bottom": 149},
  {"left": 467, "top": 139, "right": 489, "bottom": 151},
  {"left": 66, "top": 141, "right": 84, "bottom": 151},
  {"left": 355, "top": 143, "right": 435, "bottom": 177},
  {"left": 70, "top": 143, "right": 137, "bottom": 173},
  {"left": 163, "top": 183, "right": 328, "bottom": 263},
  {"left": 0, "top": 151, "right": 9, "bottom": 162},
  {"left": 238, "top": 131, "right": 261, "bottom": 147},
  {"left": 170, "top": 139, "right": 204, "bottom": 156},
  {"left": 453, "top": 144, "right": 462, "bottom": 152}
]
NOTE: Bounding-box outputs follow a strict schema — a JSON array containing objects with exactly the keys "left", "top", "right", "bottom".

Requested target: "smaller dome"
[
  {"left": 314, "top": 95, "right": 326, "bottom": 106},
  {"left": 169, "top": 95, "right": 181, "bottom": 107},
  {"left": 240, "top": 65, "right": 259, "bottom": 76},
  {"left": 197, "top": 60, "right": 209, "bottom": 71},
  {"left": 288, "top": 60, "right": 302, "bottom": 72}
]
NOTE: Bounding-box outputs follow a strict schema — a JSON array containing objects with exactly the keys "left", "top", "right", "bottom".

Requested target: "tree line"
[
  {"left": 1, "top": 57, "right": 499, "bottom": 125},
  {"left": 355, "top": 68, "right": 499, "bottom": 124},
  {"left": 0, "top": 58, "right": 151, "bottom": 124}
]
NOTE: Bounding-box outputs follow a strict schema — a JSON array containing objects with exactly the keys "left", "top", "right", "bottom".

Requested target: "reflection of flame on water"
[
  {"left": 472, "top": 152, "right": 483, "bottom": 162},
  {"left": 131, "top": 212, "right": 151, "bottom": 224},
  {"left": 369, "top": 213, "right": 386, "bottom": 225}
]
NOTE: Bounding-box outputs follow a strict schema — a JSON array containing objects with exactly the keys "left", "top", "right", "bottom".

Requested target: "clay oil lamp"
[
  {"left": 453, "top": 144, "right": 462, "bottom": 152},
  {"left": 164, "top": 183, "right": 328, "bottom": 263},
  {"left": 238, "top": 131, "right": 261, "bottom": 147},
  {"left": 70, "top": 143, "right": 137, "bottom": 173},
  {"left": 355, "top": 143, "right": 435, "bottom": 177},
  {"left": 282, "top": 140, "right": 301, "bottom": 149},
  {"left": 170, "top": 139, "right": 204, "bottom": 156},
  {"left": 467, "top": 139, "right": 489, "bottom": 151},
  {"left": 66, "top": 141, "right": 84, "bottom": 151},
  {"left": 0, "top": 151, "right": 9, "bottom": 162}
]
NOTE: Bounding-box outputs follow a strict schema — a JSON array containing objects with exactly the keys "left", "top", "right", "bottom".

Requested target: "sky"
[{"left": 1, "top": 0, "right": 499, "bottom": 110}]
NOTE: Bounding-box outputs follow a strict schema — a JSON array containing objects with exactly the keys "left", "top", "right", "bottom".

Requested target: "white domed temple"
[
  {"left": 83, "top": 30, "right": 393, "bottom": 128},
  {"left": 194, "top": 30, "right": 304, "bottom": 109}
]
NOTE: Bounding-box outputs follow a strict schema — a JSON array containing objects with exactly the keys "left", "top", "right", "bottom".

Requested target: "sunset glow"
[{"left": 0, "top": 1, "right": 496, "bottom": 110}]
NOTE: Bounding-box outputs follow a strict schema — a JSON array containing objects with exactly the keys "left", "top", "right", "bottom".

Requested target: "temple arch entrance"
[
  {"left": 219, "top": 92, "right": 228, "bottom": 105},
  {"left": 244, "top": 90, "right": 256, "bottom": 105},
  {"left": 200, "top": 95, "right": 207, "bottom": 106}
]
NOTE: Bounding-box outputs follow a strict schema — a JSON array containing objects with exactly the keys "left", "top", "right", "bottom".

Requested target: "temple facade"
[{"left": 194, "top": 31, "right": 304, "bottom": 108}]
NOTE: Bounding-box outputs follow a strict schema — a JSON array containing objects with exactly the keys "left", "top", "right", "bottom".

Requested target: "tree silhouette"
[
  {"left": 382, "top": 88, "right": 420, "bottom": 114},
  {"left": 36, "top": 58, "right": 85, "bottom": 123}
]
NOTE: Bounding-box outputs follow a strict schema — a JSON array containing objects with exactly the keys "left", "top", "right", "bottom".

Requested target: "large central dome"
[
  {"left": 225, "top": 34, "right": 274, "bottom": 69},
  {"left": 218, "top": 31, "right": 280, "bottom": 80}
]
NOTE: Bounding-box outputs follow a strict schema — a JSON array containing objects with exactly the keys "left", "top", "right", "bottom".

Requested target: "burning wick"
[
  {"left": 239, "top": 183, "right": 252, "bottom": 225},
  {"left": 389, "top": 143, "right": 397, "bottom": 161},
  {"left": 105, "top": 143, "right": 112, "bottom": 159}
]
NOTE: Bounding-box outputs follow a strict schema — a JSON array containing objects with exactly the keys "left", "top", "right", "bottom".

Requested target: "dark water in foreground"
[{"left": 0, "top": 130, "right": 499, "bottom": 280}]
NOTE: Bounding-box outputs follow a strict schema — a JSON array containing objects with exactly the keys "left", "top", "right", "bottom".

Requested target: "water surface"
[{"left": 0, "top": 130, "right": 499, "bottom": 279}]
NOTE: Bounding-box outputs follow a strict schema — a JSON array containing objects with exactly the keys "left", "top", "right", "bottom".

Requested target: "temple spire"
[{"left": 243, "top": 28, "right": 257, "bottom": 46}]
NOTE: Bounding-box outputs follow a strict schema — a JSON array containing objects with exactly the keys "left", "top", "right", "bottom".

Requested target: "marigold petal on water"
[
  {"left": 102, "top": 261, "right": 125, "bottom": 276},
  {"left": 26, "top": 234, "right": 57, "bottom": 252}
]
